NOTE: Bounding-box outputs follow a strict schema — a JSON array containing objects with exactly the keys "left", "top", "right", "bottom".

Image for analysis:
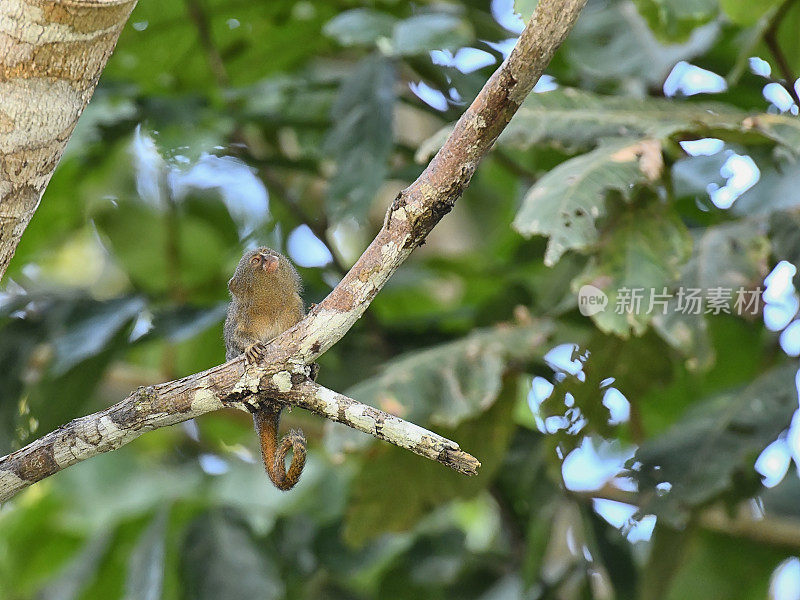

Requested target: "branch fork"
[{"left": 0, "top": 0, "right": 587, "bottom": 503}]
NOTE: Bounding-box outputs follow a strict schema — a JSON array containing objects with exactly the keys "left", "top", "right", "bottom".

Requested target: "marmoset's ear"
[{"left": 227, "top": 277, "right": 237, "bottom": 293}]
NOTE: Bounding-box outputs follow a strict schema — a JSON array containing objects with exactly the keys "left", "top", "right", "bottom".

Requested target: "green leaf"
[
  {"left": 503, "top": 89, "right": 734, "bottom": 149},
  {"left": 181, "top": 509, "right": 283, "bottom": 600},
  {"left": 323, "top": 9, "right": 396, "bottom": 47},
  {"left": 639, "top": 524, "right": 691, "bottom": 600},
  {"left": 776, "top": 2, "right": 800, "bottom": 76},
  {"left": 0, "top": 305, "right": 47, "bottom": 452},
  {"left": 238, "top": 75, "right": 335, "bottom": 127},
  {"left": 392, "top": 14, "right": 474, "bottom": 56},
  {"left": 582, "top": 506, "right": 638, "bottom": 599},
  {"left": 0, "top": 494, "right": 81, "bottom": 596},
  {"left": 761, "top": 472, "right": 800, "bottom": 519},
  {"left": 51, "top": 297, "right": 144, "bottom": 375},
  {"left": 345, "top": 320, "right": 554, "bottom": 429},
  {"left": 92, "top": 194, "right": 236, "bottom": 300},
  {"left": 105, "top": 0, "right": 337, "bottom": 93},
  {"left": 671, "top": 152, "right": 727, "bottom": 200},
  {"left": 662, "top": 529, "right": 784, "bottom": 600},
  {"left": 539, "top": 332, "right": 674, "bottom": 442},
  {"left": 574, "top": 202, "right": 692, "bottom": 336},
  {"left": 731, "top": 156, "right": 800, "bottom": 216},
  {"left": 513, "top": 138, "right": 664, "bottom": 266},
  {"left": 675, "top": 221, "right": 770, "bottom": 290},
  {"left": 651, "top": 220, "right": 770, "bottom": 367},
  {"left": 0, "top": 294, "right": 145, "bottom": 450},
  {"left": 147, "top": 303, "right": 228, "bottom": 343},
  {"left": 38, "top": 532, "right": 112, "bottom": 600},
  {"left": 719, "top": 0, "right": 781, "bottom": 25},
  {"left": 632, "top": 362, "right": 798, "bottom": 525},
  {"left": 564, "top": 1, "right": 719, "bottom": 85},
  {"left": 344, "top": 378, "right": 520, "bottom": 546},
  {"left": 639, "top": 317, "right": 769, "bottom": 435},
  {"left": 502, "top": 88, "right": 800, "bottom": 152},
  {"left": 769, "top": 211, "right": 800, "bottom": 279},
  {"left": 123, "top": 510, "right": 168, "bottom": 600},
  {"left": 634, "top": 0, "right": 719, "bottom": 42},
  {"left": 740, "top": 113, "right": 800, "bottom": 152},
  {"left": 324, "top": 55, "right": 396, "bottom": 221},
  {"left": 513, "top": 0, "right": 538, "bottom": 22}
]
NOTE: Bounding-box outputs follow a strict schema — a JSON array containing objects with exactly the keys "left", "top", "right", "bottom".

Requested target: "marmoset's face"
[{"left": 249, "top": 247, "right": 280, "bottom": 274}]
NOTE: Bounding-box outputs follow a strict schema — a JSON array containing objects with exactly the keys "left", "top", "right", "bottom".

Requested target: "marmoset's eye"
[{"left": 250, "top": 255, "right": 261, "bottom": 265}]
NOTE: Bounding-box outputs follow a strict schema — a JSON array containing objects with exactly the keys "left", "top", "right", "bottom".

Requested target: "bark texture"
[
  {"left": 0, "top": 0, "right": 137, "bottom": 280},
  {"left": 0, "top": 0, "right": 588, "bottom": 503}
]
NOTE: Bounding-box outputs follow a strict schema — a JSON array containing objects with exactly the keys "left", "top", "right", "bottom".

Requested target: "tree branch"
[
  {"left": 0, "top": 0, "right": 587, "bottom": 503},
  {"left": 0, "top": 362, "right": 482, "bottom": 501},
  {"left": 272, "top": 379, "right": 480, "bottom": 475}
]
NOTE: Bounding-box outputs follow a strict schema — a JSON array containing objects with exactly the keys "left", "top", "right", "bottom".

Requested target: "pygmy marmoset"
[{"left": 224, "top": 247, "right": 307, "bottom": 490}]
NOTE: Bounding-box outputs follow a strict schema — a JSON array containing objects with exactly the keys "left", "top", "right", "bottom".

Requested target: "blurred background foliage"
[{"left": 2, "top": 0, "right": 800, "bottom": 598}]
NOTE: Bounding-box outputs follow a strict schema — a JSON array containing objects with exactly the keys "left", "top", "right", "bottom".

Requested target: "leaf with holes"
[{"left": 513, "top": 138, "right": 664, "bottom": 266}]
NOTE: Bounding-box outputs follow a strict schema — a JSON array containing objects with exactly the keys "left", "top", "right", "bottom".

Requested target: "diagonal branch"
[
  {"left": 0, "top": 0, "right": 587, "bottom": 503},
  {"left": 272, "top": 379, "right": 480, "bottom": 475}
]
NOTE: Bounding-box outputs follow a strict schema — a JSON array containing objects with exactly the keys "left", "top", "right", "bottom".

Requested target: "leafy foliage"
[
  {"left": 324, "top": 55, "right": 396, "bottom": 220},
  {"left": 346, "top": 320, "right": 554, "bottom": 428},
  {"left": 633, "top": 0, "right": 719, "bottom": 42},
  {"left": 575, "top": 200, "right": 693, "bottom": 336},
  {"left": 513, "top": 138, "right": 665, "bottom": 266},
  {"left": 503, "top": 87, "right": 800, "bottom": 151},
  {"left": 181, "top": 510, "right": 284, "bottom": 600},
  {"left": 344, "top": 377, "right": 519, "bottom": 545}
]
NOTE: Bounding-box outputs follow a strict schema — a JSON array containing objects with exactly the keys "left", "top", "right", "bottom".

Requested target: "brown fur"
[{"left": 224, "top": 247, "right": 307, "bottom": 491}]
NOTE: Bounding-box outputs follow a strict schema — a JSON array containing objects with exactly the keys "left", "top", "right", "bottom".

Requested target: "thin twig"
[
  {"left": 257, "top": 166, "right": 347, "bottom": 274},
  {"left": 274, "top": 379, "right": 480, "bottom": 474},
  {"left": 764, "top": 0, "right": 800, "bottom": 106},
  {"left": 184, "top": 0, "right": 230, "bottom": 88}
]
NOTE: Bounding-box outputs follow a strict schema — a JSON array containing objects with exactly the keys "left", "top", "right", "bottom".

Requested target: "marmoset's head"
[{"left": 228, "top": 247, "right": 301, "bottom": 296}]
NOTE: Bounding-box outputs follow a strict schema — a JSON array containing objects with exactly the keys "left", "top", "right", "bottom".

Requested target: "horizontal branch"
[
  {"left": 0, "top": 0, "right": 587, "bottom": 502},
  {"left": 0, "top": 362, "right": 482, "bottom": 501}
]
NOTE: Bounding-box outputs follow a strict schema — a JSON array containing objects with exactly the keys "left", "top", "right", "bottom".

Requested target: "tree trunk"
[{"left": 0, "top": 0, "right": 137, "bottom": 281}]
